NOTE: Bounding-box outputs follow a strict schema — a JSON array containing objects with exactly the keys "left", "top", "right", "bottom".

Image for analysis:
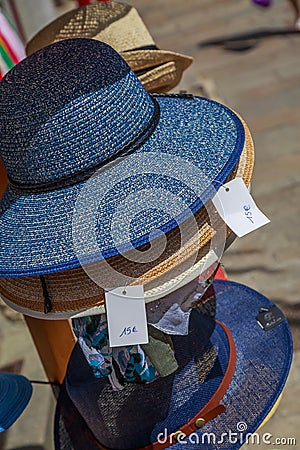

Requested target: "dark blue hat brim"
[
  {"left": 192, "top": 280, "right": 293, "bottom": 449},
  {"left": 0, "top": 372, "right": 32, "bottom": 432},
  {"left": 0, "top": 96, "right": 244, "bottom": 277},
  {"left": 54, "top": 280, "right": 293, "bottom": 450}
]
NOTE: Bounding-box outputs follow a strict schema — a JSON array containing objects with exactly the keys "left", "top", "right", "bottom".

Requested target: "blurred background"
[{"left": 0, "top": 0, "right": 299, "bottom": 449}]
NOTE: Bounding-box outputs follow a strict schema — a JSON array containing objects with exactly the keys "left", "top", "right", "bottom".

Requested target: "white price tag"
[
  {"left": 212, "top": 178, "right": 270, "bottom": 237},
  {"left": 105, "top": 285, "right": 148, "bottom": 347}
]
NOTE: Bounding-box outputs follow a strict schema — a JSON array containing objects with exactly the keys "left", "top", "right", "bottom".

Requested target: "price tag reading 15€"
[
  {"left": 105, "top": 285, "right": 148, "bottom": 347},
  {"left": 212, "top": 178, "right": 270, "bottom": 238}
]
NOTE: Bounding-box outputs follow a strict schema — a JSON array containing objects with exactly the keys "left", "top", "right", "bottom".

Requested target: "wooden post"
[{"left": 0, "top": 160, "right": 75, "bottom": 384}]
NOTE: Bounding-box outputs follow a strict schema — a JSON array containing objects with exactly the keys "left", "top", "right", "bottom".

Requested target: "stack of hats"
[
  {"left": 0, "top": 2, "right": 292, "bottom": 449},
  {"left": 0, "top": 372, "right": 32, "bottom": 433}
]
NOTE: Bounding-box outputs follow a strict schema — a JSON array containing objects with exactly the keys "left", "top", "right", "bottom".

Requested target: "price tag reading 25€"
[
  {"left": 105, "top": 285, "right": 148, "bottom": 347},
  {"left": 212, "top": 178, "right": 270, "bottom": 237}
]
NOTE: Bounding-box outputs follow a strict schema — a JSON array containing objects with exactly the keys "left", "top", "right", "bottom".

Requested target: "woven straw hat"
[
  {"left": 0, "top": 117, "right": 254, "bottom": 319},
  {"left": 26, "top": 1, "right": 193, "bottom": 93},
  {"left": 54, "top": 280, "right": 292, "bottom": 450},
  {"left": 0, "top": 39, "right": 254, "bottom": 318}
]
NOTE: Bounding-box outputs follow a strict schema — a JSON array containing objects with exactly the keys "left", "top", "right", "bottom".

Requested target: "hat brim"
[
  {"left": 0, "top": 96, "right": 246, "bottom": 278},
  {"left": 54, "top": 280, "right": 292, "bottom": 449},
  {"left": 0, "top": 373, "right": 32, "bottom": 432}
]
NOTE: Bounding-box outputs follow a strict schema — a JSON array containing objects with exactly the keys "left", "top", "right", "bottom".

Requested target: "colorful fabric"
[
  {"left": 72, "top": 315, "right": 158, "bottom": 391},
  {"left": 72, "top": 277, "right": 218, "bottom": 389},
  {"left": 0, "top": 9, "right": 25, "bottom": 78}
]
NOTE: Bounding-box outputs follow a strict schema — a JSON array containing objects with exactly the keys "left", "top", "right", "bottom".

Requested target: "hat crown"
[{"left": 0, "top": 39, "right": 155, "bottom": 186}]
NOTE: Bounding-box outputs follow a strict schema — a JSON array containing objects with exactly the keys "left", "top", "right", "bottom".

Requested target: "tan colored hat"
[
  {"left": 0, "top": 113, "right": 254, "bottom": 319},
  {"left": 26, "top": 2, "right": 193, "bottom": 93}
]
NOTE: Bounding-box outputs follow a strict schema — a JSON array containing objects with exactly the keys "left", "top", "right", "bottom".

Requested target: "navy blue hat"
[
  {"left": 54, "top": 280, "right": 292, "bottom": 449},
  {"left": 0, "top": 38, "right": 249, "bottom": 279},
  {"left": 0, "top": 372, "right": 32, "bottom": 432}
]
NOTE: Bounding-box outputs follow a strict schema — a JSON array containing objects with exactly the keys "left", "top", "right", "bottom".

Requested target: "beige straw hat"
[
  {"left": 26, "top": 1, "right": 193, "bottom": 93},
  {"left": 0, "top": 114, "right": 254, "bottom": 319}
]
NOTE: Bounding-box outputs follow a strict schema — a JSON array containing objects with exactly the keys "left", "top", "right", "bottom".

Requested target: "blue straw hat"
[
  {"left": 0, "top": 372, "right": 32, "bottom": 432},
  {"left": 0, "top": 38, "right": 248, "bottom": 280},
  {"left": 54, "top": 280, "right": 292, "bottom": 450}
]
